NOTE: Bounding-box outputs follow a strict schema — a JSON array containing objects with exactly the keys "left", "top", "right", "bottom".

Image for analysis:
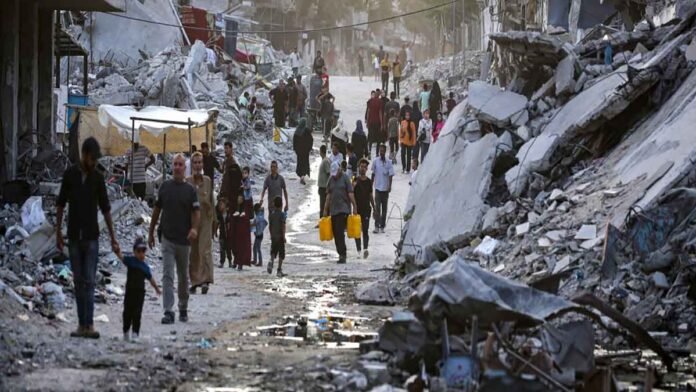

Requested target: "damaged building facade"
[{"left": 0, "top": 0, "right": 125, "bottom": 184}]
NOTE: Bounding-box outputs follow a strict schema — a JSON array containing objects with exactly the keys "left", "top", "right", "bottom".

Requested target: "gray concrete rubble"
[
  {"left": 370, "top": 5, "right": 696, "bottom": 390},
  {"left": 467, "top": 81, "right": 529, "bottom": 127},
  {"left": 401, "top": 132, "right": 499, "bottom": 267}
]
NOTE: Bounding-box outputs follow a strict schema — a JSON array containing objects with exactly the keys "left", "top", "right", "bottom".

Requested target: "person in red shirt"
[
  {"left": 320, "top": 66, "right": 330, "bottom": 90},
  {"left": 365, "top": 91, "right": 384, "bottom": 158}
]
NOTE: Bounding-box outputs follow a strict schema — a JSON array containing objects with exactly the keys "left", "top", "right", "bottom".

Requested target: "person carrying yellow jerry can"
[
  {"left": 319, "top": 216, "right": 333, "bottom": 241},
  {"left": 322, "top": 161, "right": 358, "bottom": 264},
  {"left": 351, "top": 158, "right": 375, "bottom": 259}
]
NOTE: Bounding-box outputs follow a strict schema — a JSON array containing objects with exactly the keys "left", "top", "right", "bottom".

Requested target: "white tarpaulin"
[
  {"left": 78, "top": 105, "right": 216, "bottom": 156},
  {"left": 97, "top": 105, "right": 212, "bottom": 141}
]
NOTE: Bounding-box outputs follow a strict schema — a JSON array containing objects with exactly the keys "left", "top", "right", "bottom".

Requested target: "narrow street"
[{"left": 7, "top": 77, "right": 411, "bottom": 391}]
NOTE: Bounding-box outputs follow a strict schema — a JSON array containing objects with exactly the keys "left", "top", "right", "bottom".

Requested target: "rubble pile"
[
  {"left": 0, "top": 192, "right": 155, "bottom": 322},
  {"left": 401, "top": 50, "right": 487, "bottom": 99},
  {"left": 361, "top": 4, "right": 696, "bottom": 391}
]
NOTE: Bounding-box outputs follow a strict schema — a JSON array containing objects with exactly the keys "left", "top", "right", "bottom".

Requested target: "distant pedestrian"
[
  {"left": 380, "top": 53, "right": 391, "bottom": 94},
  {"left": 318, "top": 145, "right": 331, "bottom": 218},
  {"left": 267, "top": 196, "right": 287, "bottom": 276},
  {"left": 287, "top": 78, "right": 299, "bottom": 127},
  {"left": 242, "top": 166, "right": 254, "bottom": 217},
  {"left": 313, "top": 50, "right": 325, "bottom": 75},
  {"left": 411, "top": 101, "right": 423, "bottom": 159},
  {"left": 373, "top": 54, "right": 380, "bottom": 82},
  {"left": 400, "top": 96, "right": 412, "bottom": 120},
  {"left": 317, "top": 87, "right": 335, "bottom": 140},
  {"left": 293, "top": 117, "right": 313, "bottom": 185},
  {"left": 357, "top": 50, "right": 365, "bottom": 81},
  {"left": 220, "top": 141, "right": 242, "bottom": 207},
  {"left": 399, "top": 111, "right": 416, "bottom": 173},
  {"left": 419, "top": 83, "right": 431, "bottom": 116},
  {"left": 201, "top": 142, "right": 221, "bottom": 181},
  {"left": 187, "top": 152, "right": 215, "bottom": 295},
  {"left": 330, "top": 141, "right": 345, "bottom": 166},
  {"left": 378, "top": 45, "right": 385, "bottom": 62},
  {"left": 125, "top": 142, "right": 154, "bottom": 200},
  {"left": 270, "top": 80, "right": 288, "bottom": 128},
  {"left": 371, "top": 144, "right": 395, "bottom": 233},
  {"left": 387, "top": 109, "right": 400, "bottom": 164},
  {"left": 251, "top": 203, "right": 267, "bottom": 267},
  {"left": 215, "top": 198, "right": 232, "bottom": 267},
  {"left": 418, "top": 109, "right": 433, "bottom": 162},
  {"left": 433, "top": 111, "right": 445, "bottom": 143},
  {"left": 57, "top": 137, "right": 120, "bottom": 339},
  {"left": 118, "top": 237, "right": 161, "bottom": 342},
  {"left": 353, "top": 159, "right": 375, "bottom": 259},
  {"left": 366, "top": 91, "right": 384, "bottom": 156},
  {"left": 346, "top": 143, "right": 358, "bottom": 178},
  {"left": 230, "top": 193, "right": 252, "bottom": 270},
  {"left": 392, "top": 56, "right": 402, "bottom": 98},
  {"left": 260, "top": 160, "right": 289, "bottom": 213},
  {"left": 446, "top": 92, "right": 457, "bottom": 116},
  {"left": 324, "top": 161, "right": 358, "bottom": 264},
  {"left": 429, "top": 82, "right": 443, "bottom": 125},
  {"left": 295, "top": 75, "right": 307, "bottom": 118},
  {"left": 289, "top": 47, "right": 301, "bottom": 77},
  {"left": 248, "top": 96, "right": 257, "bottom": 117},
  {"left": 148, "top": 154, "right": 201, "bottom": 325},
  {"left": 399, "top": 45, "right": 407, "bottom": 72},
  {"left": 351, "top": 120, "right": 368, "bottom": 159}
]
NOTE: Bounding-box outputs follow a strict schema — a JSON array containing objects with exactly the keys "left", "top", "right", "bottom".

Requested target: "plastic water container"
[
  {"left": 319, "top": 216, "right": 333, "bottom": 241},
  {"left": 347, "top": 214, "right": 362, "bottom": 239}
]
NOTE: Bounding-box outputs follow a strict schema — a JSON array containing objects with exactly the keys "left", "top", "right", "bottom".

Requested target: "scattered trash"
[{"left": 94, "top": 314, "right": 110, "bottom": 323}]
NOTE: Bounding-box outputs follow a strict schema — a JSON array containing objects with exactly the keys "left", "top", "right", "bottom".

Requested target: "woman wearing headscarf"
[
  {"left": 429, "top": 81, "right": 443, "bottom": 123},
  {"left": 292, "top": 117, "right": 313, "bottom": 185},
  {"left": 351, "top": 120, "right": 368, "bottom": 159},
  {"left": 432, "top": 111, "right": 445, "bottom": 143},
  {"left": 229, "top": 191, "right": 252, "bottom": 271},
  {"left": 187, "top": 152, "right": 216, "bottom": 294}
]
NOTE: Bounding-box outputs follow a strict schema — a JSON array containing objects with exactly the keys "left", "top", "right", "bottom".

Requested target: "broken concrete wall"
[
  {"left": 78, "top": 0, "right": 183, "bottom": 66},
  {"left": 467, "top": 81, "right": 529, "bottom": 127},
  {"left": 602, "top": 66, "right": 696, "bottom": 224},
  {"left": 507, "top": 63, "right": 660, "bottom": 196},
  {"left": 402, "top": 132, "right": 498, "bottom": 265}
]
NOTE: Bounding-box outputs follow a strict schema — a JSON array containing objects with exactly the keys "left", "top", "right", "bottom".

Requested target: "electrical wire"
[{"left": 103, "top": 0, "right": 457, "bottom": 34}]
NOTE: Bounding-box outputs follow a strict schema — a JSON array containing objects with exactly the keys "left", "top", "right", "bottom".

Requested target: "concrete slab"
[
  {"left": 467, "top": 81, "right": 529, "bottom": 127},
  {"left": 605, "top": 66, "right": 696, "bottom": 225},
  {"left": 574, "top": 224, "right": 597, "bottom": 240},
  {"left": 402, "top": 133, "right": 499, "bottom": 262},
  {"left": 509, "top": 63, "right": 659, "bottom": 196},
  {"left": 555, "top": 55, "right": 576, "bottom": 95}
]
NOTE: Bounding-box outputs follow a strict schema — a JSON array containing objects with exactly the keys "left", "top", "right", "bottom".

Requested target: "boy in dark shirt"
[
  {"left": 267, "top": 197, "right": 287, "bottom": 277},
  {"left": 353, "top": 159, "right": 375, "bottom": 259},
  {"left": 215, "top": 198, "right": 231, "bottom": 267},
  {"left": 117, "top": 237, "right": 161, "bottom": 341}
]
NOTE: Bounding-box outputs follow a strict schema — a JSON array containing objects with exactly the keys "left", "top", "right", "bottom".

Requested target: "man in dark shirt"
[
  {"left": 148, "top": 154, "right": 201, "bottom": 324},
  {"left": 446, "top": 92, "right": 457, "bottom": 115},
  {"left": 287, "top": 78, "right": 299, "bottom": 127},
  {"left": 220, "top": 141, "right": 242, "bottom": 204},
  {"left": 269, "top": 81, "right": 288, "bottom": 128},
  {"left": 324, "top": 161, "right": 358, "bottom": 264},
  {"left": 400, "top": 96, "right": 412, "bottom": 120},
  {"left": 313, "top": 50, "right": 325, "bottom": 75},
  {"left": 353, "top": 159, "right": 375, "bottom": 259},
  {"left": 200, "top": 142, "right": 221, "bottom": 181},
  {"left": 56, "top": 137, "right": 120, "bottom": 339},
  {"left": 260, "top": 160, "right": 289, "bottom": 213},
  {"left": 267, "top": 196, "right": 287, "bottom": 277}
]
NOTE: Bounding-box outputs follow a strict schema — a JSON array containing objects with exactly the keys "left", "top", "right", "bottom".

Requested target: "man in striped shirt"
[{"left": 126, "top": 143, "right": 154, "bottom": 200}]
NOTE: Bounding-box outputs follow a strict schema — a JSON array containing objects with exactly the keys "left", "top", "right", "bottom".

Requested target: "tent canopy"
[{"left": 77, "top": 105, "right": 216, "bottom": 156}]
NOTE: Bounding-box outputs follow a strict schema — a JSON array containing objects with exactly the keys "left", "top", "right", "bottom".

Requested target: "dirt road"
[{"left": 4, "top": 76, "right": 411, "bottom": 391}]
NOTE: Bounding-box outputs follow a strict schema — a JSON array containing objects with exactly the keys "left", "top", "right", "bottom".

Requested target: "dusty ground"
[{"left": 1, "top": 77, "right": 410, "bottom": 391}]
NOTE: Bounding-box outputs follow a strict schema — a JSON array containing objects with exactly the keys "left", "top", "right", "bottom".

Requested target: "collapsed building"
[{"left": 356, "top": 0, "right": 696, "bottom": 391}]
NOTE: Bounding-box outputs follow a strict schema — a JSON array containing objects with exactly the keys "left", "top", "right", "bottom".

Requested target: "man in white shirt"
[
  {"left": 289, "top": 48, "right": 301, "bottom": 77},
  {"left": 371, "top": 144, "right": 395, "bottom": 233},
  {"left": 330, "top": 142, "right": 344, "bottom": 166},
  {"left": 417, "top": 109, "right": 433, "bottom": 162}
]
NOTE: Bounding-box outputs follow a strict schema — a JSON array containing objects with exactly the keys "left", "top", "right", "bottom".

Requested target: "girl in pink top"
[{"left": 432, "top": 112, "right": 445, "bottom": 143}]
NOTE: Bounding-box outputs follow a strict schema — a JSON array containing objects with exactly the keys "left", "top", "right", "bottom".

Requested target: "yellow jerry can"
[
  {"left": 319, "top": 216, "right": 333, "bottom": 241},
  {"left": 347, "top": 214, "right": 362, "bottom": 239}
]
